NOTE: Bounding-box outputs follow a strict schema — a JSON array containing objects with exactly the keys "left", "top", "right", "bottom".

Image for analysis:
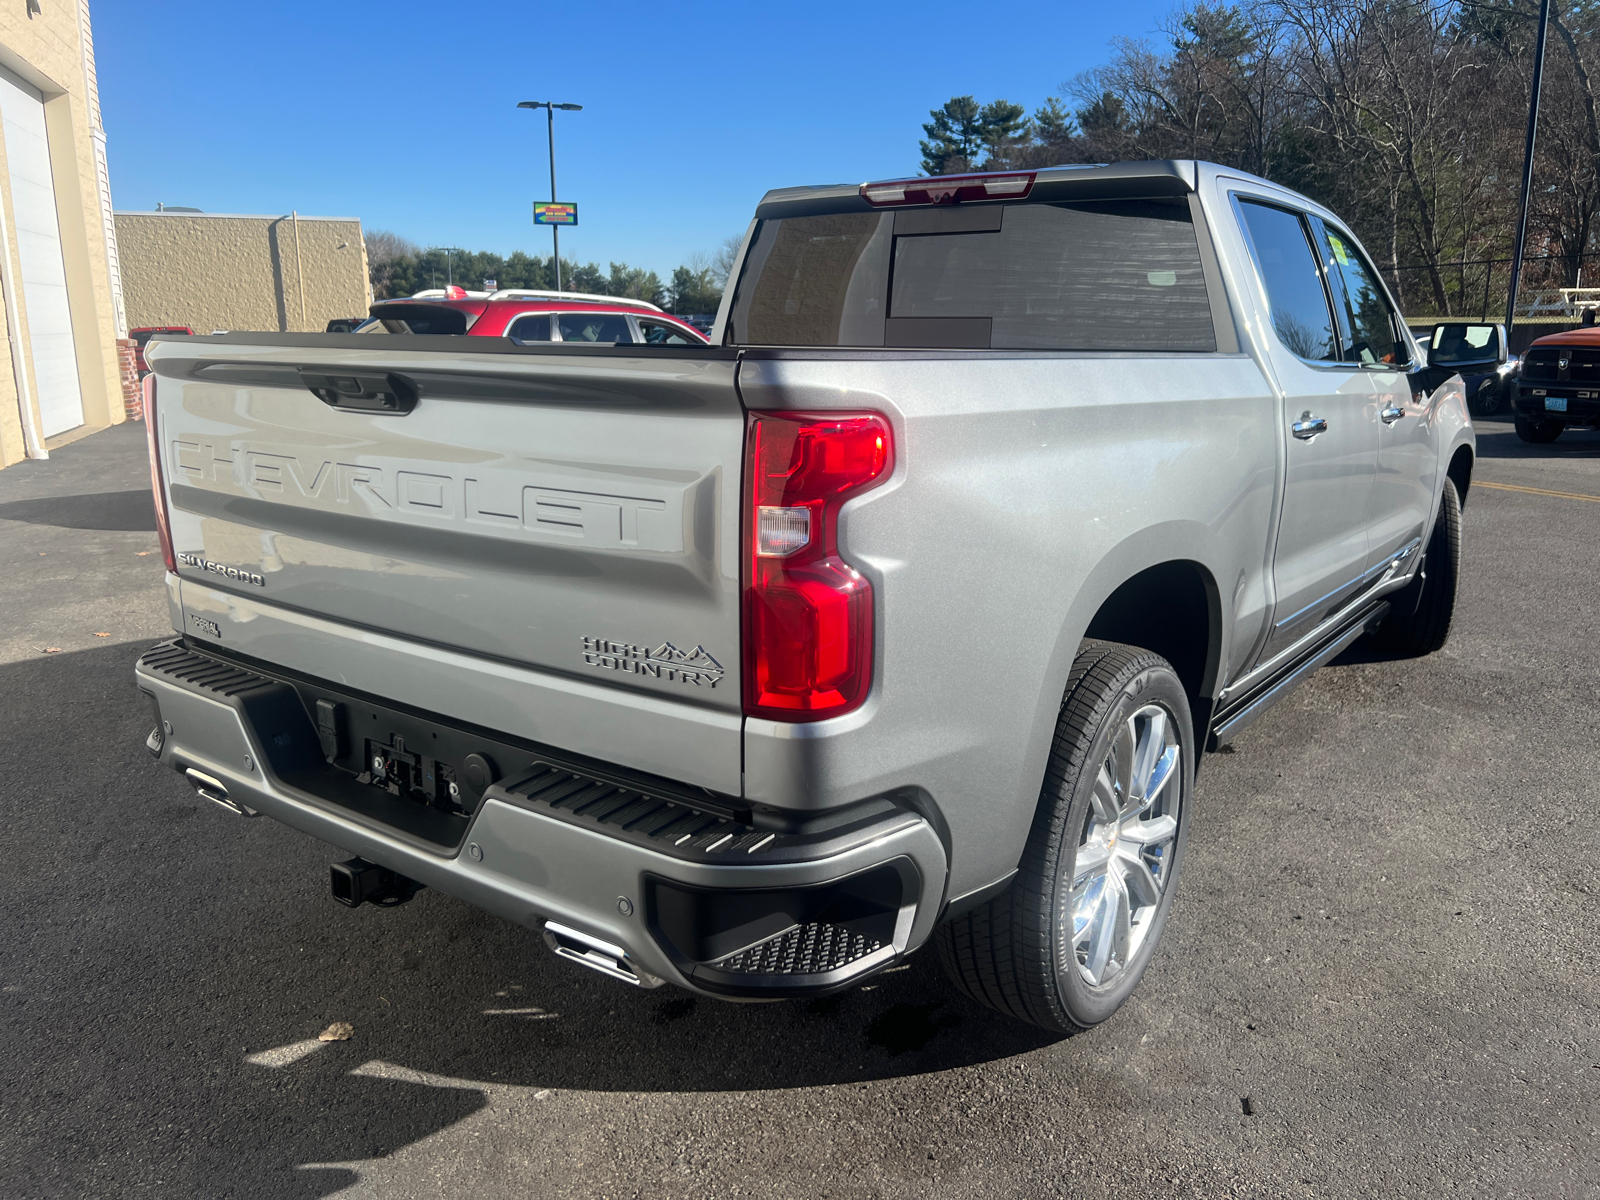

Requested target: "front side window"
[
  {"left": 638, "top": 319, "right": 702, "bottom": 345},
  {"left": 556, "top": 313, "right": 633, "bottom": 343},
  {"left": 1311, "top": 219, "right": 1407, "bottom": 366},
  {"left": 1237, "top": 200, "right": 1338, "bottom": 363}
]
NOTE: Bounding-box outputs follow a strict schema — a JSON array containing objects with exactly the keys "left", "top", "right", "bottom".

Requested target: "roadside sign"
[{"left": 533, "top": 202, "right": 578, "bottom": 226}]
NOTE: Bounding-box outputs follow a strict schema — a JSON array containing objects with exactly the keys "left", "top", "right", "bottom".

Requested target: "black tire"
[
  {"left": 1514, "top": 413, "right": 1564, "bottom": 443},
  {"left": 937, "top": 640, "right": 1193, "bottom": 1033},
  {"left": 1372, "top": 478, "right": 1461, "bottom": 656}
]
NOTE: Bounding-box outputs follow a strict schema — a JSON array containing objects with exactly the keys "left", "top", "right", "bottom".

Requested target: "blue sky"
[{"left": 97, "top": 1, "right": 1179, "bottom": 278}]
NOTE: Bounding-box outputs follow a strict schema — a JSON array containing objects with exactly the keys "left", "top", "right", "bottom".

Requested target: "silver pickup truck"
[{"left": 136, "top": 160, "right": 1473, "bottom": 1033}]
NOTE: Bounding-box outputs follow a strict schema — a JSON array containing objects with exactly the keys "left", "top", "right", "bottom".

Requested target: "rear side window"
[
  {"left": 508, "top": 314, "right": 553, "bottom": 342},
  {"left": 730, "top": 212, "right": 892, "bottom": 346},
  {"left": 369, "top": 304, "right": 470, "bottom": 335},
  {"left": 557, "top": 313, "right": 633, "bottom": 343},
  {"left": 1236, "top": 201, "right": 1338, "bottom": 363},
  {"left": 726, "top": 200, "right": 1216, "bottom": 351}
]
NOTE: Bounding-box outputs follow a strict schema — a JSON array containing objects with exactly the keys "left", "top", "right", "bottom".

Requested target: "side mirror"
[{"left": 1428, "top": 322, "right": 1506, "bottom": 369}]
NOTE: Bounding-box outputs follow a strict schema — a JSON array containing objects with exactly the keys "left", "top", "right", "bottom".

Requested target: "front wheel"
[
  {"left": 1372, "top": 478, "right": 1461, "bottom": 656},
  {"left": 1515, "top": 413, "right": 1564, "bottom": 443},
  {"left": 938, "top": 641, "right": 1192, "bottom": 1033},
  {"left": 1472, "top": 377, "right": 1503, "bottom": 417}
]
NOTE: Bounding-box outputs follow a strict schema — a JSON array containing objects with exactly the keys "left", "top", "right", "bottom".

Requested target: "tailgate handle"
[{"left": 298, "top": 369, "right": 418, "bottom": 414}]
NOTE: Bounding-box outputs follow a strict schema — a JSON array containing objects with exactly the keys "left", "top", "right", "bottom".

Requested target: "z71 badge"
[{"left": 581, "top": 636, "right": 724, "bottom": 688}]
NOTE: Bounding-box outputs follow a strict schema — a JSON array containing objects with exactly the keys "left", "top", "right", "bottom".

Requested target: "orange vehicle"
[{"left": 1513, "top": 318, "right": 1600, "bottom": 443}]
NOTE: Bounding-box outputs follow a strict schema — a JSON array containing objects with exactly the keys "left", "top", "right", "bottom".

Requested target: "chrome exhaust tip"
[
  {"left": 184, "top": 767, "right": 258, "bottom": 817},
  {"left": 542, "top": 920, "right": 663, "bottom": 988}
]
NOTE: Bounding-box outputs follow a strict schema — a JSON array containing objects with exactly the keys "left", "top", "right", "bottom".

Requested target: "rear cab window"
[{"left": 726, "top": 195, "right": 1219, "bottom": 351}]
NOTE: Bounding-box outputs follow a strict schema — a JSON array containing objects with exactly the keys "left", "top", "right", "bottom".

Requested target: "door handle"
[
  {"left": 1291, "top": 412, "right": 1328, "bottom": 440},
  {"left": 1380, "top": 403, "right": 1405, "bottom": 424}
]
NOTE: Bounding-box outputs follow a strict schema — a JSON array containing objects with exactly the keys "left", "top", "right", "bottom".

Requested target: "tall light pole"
[
  {"left": 517, "top": 100, "right": 582, "bottom": 291},
  {"left": 1506, "top": 0, "right": 1552, "bottom": 336}
]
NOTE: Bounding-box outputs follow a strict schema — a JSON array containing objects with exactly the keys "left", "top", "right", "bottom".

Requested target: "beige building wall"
[
  {"left": 0, "top": 0, "right": 129, "bottom": 469},
  {"left": 116, "top": 212, "right": 370, "bottom": 335}
]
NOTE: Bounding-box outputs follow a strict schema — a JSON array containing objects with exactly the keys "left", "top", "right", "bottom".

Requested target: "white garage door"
[{"left": 0, "top": 67, "right": 83, "bottom": 437}]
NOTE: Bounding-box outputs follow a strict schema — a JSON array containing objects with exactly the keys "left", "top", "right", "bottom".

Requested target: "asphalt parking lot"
[{"left": 2, "top": 418, "right": 1597, "bottom": 1199}]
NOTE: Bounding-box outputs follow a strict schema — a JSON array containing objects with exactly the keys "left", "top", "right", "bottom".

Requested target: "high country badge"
[{"left": 581, "top": 637, "right": 724, "bottom": 688}]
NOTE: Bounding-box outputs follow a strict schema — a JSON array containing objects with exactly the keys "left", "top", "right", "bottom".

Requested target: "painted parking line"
[{"left": 1475, "top": 480, "right": 1600, "bottom": 504}]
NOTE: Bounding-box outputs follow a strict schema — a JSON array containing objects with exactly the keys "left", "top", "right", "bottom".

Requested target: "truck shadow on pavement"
[
  {"left": 1472, "top": 417, "right": 1600, "bottom": 459},
  {"left": 1, "top": 640, "right": 1060, "bottom": 1199},
  {"left": 0, "top": 488, "right": 157, "bottom": 531}
]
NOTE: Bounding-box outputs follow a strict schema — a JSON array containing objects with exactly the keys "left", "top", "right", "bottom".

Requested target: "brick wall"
[{"left": 117, "top": 338, "right": 141, "bottom": 421}]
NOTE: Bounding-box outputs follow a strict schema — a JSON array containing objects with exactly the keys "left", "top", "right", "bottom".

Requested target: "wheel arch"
[
  {"left": 1447, "top": 440, "right": 1474, "bottom": 505},
  {"left": 1025, "top": 523, "right": 1230, "bottom": 797},
  {"left": 1082, "top": 560, "right": 1223, "bottom": 746}
]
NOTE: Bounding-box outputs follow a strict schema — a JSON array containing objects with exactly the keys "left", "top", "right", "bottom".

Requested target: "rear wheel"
[
  {"left": 1515, "top": 413, "right": 1564, "bottom": 443},
  {"left": 938, "top": 641, "right": 1192, "bottom": 1033},
  {"left": 1372, "top": 478, "right": 1460, "bottom": 656}
]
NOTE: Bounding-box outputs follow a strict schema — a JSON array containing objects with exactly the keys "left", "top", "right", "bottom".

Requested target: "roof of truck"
[{"left": 756, "top": 160, "right": 1205, "bottom": 219}]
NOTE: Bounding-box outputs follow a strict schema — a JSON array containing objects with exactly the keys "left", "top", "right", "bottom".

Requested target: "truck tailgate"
[{"left": 148, "top": 338, "right": 745, "bottom": 739}]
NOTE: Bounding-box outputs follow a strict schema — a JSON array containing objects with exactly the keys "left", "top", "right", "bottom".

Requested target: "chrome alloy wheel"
[{"left": 1069, "top": 703, "right": 1181, "bottom": 988}]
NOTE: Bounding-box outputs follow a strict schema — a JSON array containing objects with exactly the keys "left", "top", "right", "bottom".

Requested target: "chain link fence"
[{"left": 1384, "top": 251, "right": 1600, "bottom": 323}]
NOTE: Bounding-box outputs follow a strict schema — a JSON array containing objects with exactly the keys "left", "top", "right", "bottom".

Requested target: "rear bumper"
[{"left": 135, "top": 641, "right": 948, "bottom": 999}]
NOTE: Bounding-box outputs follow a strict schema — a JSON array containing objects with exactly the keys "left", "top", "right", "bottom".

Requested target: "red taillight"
[
  {"left": 743, "top": 411, "right": 892, "bottom": 720},
  {"left": 859, "top": 171, "right": 1034, "bottom": 207},
  {"left": 143, "top": 373, "right": 176, "bottom": 573}
]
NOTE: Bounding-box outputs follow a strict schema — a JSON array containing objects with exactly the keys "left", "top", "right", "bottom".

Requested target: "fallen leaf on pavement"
[
  {"left": 136, "top": 551, "right": 151, "bottom": 556},
  {"left": 40, "top": 647, "right": 61, "bottom": 654},
  {"left": 318, "top": 1022, "right": 354, "bottom": 1042},
  {"left": 93, "top": 632, "right": 110, "bottom": 638}
]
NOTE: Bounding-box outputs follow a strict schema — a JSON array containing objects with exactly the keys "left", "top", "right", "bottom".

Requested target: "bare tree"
[
  {"left": 365, "top": 229, "right": 419, "bottom": 299},
  {"left": 711, "top": 234, "right": 746, "bottom": 285}
]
